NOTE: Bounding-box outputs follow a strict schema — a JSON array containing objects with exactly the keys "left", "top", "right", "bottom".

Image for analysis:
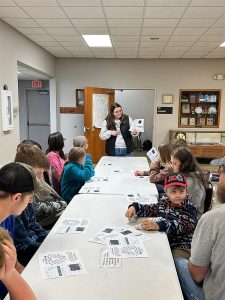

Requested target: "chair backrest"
[
  {"left": 203, "top": 182, "right": 213, "bottom": 213},
  {"left": 50, "top": 165, "right": 61, "bottom": 196}
]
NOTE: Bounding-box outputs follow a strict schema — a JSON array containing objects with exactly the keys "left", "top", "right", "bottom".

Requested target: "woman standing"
[{"left": 99, "top": 103, "right": 138, "bottom": 156}]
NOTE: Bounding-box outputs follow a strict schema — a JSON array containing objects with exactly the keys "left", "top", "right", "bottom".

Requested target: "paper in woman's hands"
[
  {"left": 147, "top": 147, "right": 159, "bottom": 162},
  {"left": 129, "top": 119, "right": 144, "bottom": 132}
]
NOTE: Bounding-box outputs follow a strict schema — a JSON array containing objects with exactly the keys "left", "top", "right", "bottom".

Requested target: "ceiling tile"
[
  {"left": 182, "top": 54, "right": 204, "bottom": 58},
  {"left": 112, "top": 35, "right": 140, "bottom": 41},
  {"left": 114, "top": 47, "right": 138, "bottom": 52},
  {"left": 0, "top": 0, "right": 15, "bottom": 6},
  {"left": 108, "top": 18, "right": 142, "bottom": 27},
  {"left": 169, "top": 35, "right": 200, "bottom": 41},
  {"left": 139, "top": 47, "right": 164, "bottom": 53},
  {"left": 160, "top": 53, "right": 183, "bottom": 58},
  {"left": 213, "top": 18, "right": 225, "bottom": 27},
  {"left": 178, "top": 18, "right": 216, "bottom": 27},
  {"left": 27, "top": 34, "right": 56, "bottom": 41},
  {"left": 190, "top": 0, "right": 225, "bottom": 6},
  {"left": 35, "top": 19, "right": 72, "bottom": 27},
  {"left": 58, "top": 0, "right": 101, "bottom": 6},
  {"left": 35, "top": 41, "right": 61, "bottom": 47},
  {"left": 167, "top": 41, "right": 195, "bottom": 47},
  {"left": 143, "top": 18, "right": 179, "bottom": 27},
  {"left": 52, "top": 35, "right": 84, "bottom": 41},
  {"left": 2, "top": 18, "right": 39, "bottom": 27},
  {"left": 95, "top": 54, "right": 116, "bottom": 58},
  {"left": 184, "top": 51, "right": 210, "bottom": 55},
  {"left": 104, "top": 7, "right": 143, "bottom": 18},
  {"left": 163, "top": 46, "right": 189, "bottom": 52},
  {"left": 70, "top": 52, "right": 94, "bottom": 57},
  {"left": 173, "top": 27, "right": 207, "bottom": 35},
  {"left": 113, "top": 41, "right": 139, "bottom": 47},
  {"left": 71, "top": 19, "right": 106, "bottom": 28},
  {"left": 102, "top": 0, "right": 144, "bottom": 5},
  {"left": 77, "top": 27, "right": 109, "bottom": 34},
  {"left": 199, "top": 35, "right": 225, "bottom": 41},
  {"left": 190, "top": 46, "right": 217, "bottom": 51},
  {"left": 141, "top": 35, "right": 170, "bottom": 41},
  {"left": 110, "top": 28, "right": 141, "bottom": 35},
  {"left": 142, "top": 27, "right": 174, "bottom": 35},
  {"left": 192, "top": 41, "right": 221, "bottom": 47},
  {"left": 44, "top": 46, "right": 67, "bottom": 51},
  {"left": 205, "top": 27, "right": 225, "bottom": 35},
  {"left": 64, "top": 46, "right": 90, "bottom": 51},
  {"left": 140, "top": 41, "right": 167, "bottom": 47},
  {"left": 17, "top": 27, "right": 47, "bottom": 35},
  {"left": 45, "top": 27, "right": 78, "bottom": 35},
  {"left": 63, "top": 7, "right": 104, "bottom": 18},
  {"left": 59, "top": 41, "right": 87, "bottom": 47},
  {"left": 183, "top": 7, "right": 225, "bottom": 18},
  {"left": 147, "top": 0, "right": 189, "bottom": 6},
  {"left": 22, "top": 7, "right": 67, "bottom": 18},
  {"left": 14, "top": 0, "right": 58, "bottom": 5},
  {"left": 0, "top": 7, "right": 29, "bottom": 17},
  {"left": 145, "top": 7, "right": 186, "bottom": 18}
]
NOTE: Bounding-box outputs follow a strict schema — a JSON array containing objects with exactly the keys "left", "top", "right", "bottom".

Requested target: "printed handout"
[
  {"left": 39, "top": 249, "right": 86, "bottom": 280},
  {"left": 79, "top": 185, "right": 102, "bottom": 194},
  {"left": 99, "top": 250, "right": 122, "bottom": 268},
  {"left": 146, "top": 147, "right": 159, "bottom": 162},
  {"left": 55, "top": 218, "right": 89, "bottom": 234},
  {"left": 125, "top": 193, "right": 158, "bottom": 205},
  {"left": 129, "top": 119, "right": 144, "bottom": 133},
  {"left": 89, "top": 176, "right": 110, "bottom": 182},
  {"left": 106, "top": 236, "right": 149, "bottom": 258}
]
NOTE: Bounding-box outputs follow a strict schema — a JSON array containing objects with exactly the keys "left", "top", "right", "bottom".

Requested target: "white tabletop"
[
  {"left": 81, "top": 156, "right": 158, "bottom": 196},
  {"left": 8, "top": 194, "right": 183, "bottom": 300},
  {"left": 96, "top": 156, "right": 150, "bottom": 172}
]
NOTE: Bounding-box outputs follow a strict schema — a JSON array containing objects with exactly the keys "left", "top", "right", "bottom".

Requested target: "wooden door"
[{"left": 84, "top": 87, "right": 115, "bottom": 164}]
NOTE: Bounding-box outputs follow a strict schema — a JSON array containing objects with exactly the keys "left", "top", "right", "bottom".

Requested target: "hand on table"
[
  {"left": 125, "top": 206, "right": 136, "bottom": 219},
  {"left": 139, "top": 219, "right": 159, "bottom": 231},
  {"left": 134, "top": 170, "right": 144, "bottom": 176}
]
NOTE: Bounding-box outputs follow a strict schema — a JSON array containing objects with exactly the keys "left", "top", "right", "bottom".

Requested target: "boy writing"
[{"left": 125, "top": 172, "right": 197, "bottom": 259}]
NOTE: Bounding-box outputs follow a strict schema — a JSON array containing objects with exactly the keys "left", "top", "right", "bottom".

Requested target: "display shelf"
[{"left": 178, "top": 89, "right": 221, "bottom": 128}]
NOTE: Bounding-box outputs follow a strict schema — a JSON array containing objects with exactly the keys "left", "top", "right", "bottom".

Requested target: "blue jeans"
[
  {"left": 174, "top": 258, "right": 205, "bottom": 300},
  {"left": 115, "top": 148, "right": 128, "bottom": 156}
]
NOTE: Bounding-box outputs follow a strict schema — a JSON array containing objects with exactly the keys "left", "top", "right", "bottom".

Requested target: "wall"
[
  {"left": 0, "top": 20, "right": 55, "bottom": 165},
  {"left": 56, "top": 58, "right": 225, "bottom": 148},
  {"left": 115, "top": 89, "right": 155, "bottom": 143}
]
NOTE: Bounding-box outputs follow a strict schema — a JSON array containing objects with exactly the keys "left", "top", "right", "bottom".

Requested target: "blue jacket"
[
  {"left": 14, "top": 204, "right": 48, "bottom": 253},
  {"left": 61, "top": 155, "right": 94, "bottom": 203}
]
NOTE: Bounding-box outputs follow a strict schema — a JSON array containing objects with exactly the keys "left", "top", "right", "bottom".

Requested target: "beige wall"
[
  {"left": 56, "top": 58, "right": 225, "bottom": 147},
  {"left": 0, "top": 20, "right": 55, "bottom": 165}
]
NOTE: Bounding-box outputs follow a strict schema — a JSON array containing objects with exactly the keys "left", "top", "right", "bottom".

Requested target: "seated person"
[
  {"left": 15, "top": 143, "right": 67, "bottom": 228},
  {"left": 135, "top": 141, "right": 174, "bottom": 196},
  {"left": 125, "top": 173, "right": 197, "bottom": 259},
  {"left": 73, "top": 135, "right": 88, "bottom": 149},
  {"left": 61, "top": 147, "right": 95, "bottom": 203},
  {"left": 0, "top": 162, "right": 39, "bottom": 298},
  {"left": 175, "top": 178, "right": 225, "bottom": 300},
  {"left": 0, "top": 228, "right": 36, "bottom": 300}
]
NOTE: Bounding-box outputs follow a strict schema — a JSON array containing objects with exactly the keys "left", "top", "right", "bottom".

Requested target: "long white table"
[
  {"left": 80, "top": 156, "right": 158, "bottom": 196},
  {"left": 6, "top": 194, "right": 183, "bottom": 300}
]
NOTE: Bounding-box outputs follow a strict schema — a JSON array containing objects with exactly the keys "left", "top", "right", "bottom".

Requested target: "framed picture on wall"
[
  {"left": 182, "top": 103, "right": 190, "bottom": 114},
  {"left": 180, "top": 117, "right": 188, "bottom": 126},
  {"left": 75, "top": 89, "right": 84, "bottom": 107},
  {"left": 189, "top": 118, "right": 195, "bottom": 126}
]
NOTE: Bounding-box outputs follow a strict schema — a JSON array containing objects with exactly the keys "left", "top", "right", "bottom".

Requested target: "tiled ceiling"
[{"left": 1, "top": 0, "right": 225, "bottom": 59}]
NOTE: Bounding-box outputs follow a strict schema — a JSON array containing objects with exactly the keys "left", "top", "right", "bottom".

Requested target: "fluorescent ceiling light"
[
  {"left": 82, "top": 35, "right": 112, "bottom": 47},
  {"left": 219, "top": 42, "right": 225, "bottom": 47}
]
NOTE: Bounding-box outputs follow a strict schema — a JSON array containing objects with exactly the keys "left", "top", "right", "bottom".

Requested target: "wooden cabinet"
[
  {"left": 169, "top": 130, "right": 225, "bottom": 158},
  {"left": 178, "top": 89, "right": 221, "bottom": 128}
]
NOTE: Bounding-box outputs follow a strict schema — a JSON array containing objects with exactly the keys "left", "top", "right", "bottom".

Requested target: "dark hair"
[
  {"left": 171, "top": 147, "right": 207, "bottom": 188},
  {"left": 46, "top": 132, "right": 65, "bottom": 160},
  {"left": 105, "top": 103, "right": 126, "bottom": 129},
  {"left": 158, "top": 141, "right": 175, "bottom": 164},
  {"left": 68, "top": 147, "right": 86, "bottom": 164},
  {"left": 0, "top": 162, "right": 35, "bottom": 197},
  {"left": 15, "top": 143, "right": 50, "bottom": 170}
]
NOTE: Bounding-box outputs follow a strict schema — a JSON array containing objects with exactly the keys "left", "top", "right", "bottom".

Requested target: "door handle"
[{"left": 85, "top": 127, "right": 90, "bottom": 131}]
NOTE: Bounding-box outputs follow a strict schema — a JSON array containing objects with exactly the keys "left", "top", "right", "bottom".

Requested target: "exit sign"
[{"left": 32, "top": 80, "right": 42, "bottom": 88}]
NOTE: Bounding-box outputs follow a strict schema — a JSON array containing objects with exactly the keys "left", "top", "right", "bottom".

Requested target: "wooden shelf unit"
[
  {"left": 178, "top": 89, "right": 221, "bottom": 128},
  {"left": 169, "top": 130, "right": 225, "bottom": 158}
]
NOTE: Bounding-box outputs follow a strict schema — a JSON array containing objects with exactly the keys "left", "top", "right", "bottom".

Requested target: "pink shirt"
[{"left": 46, "top": 151, "right": 65, "bottom": 176}]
